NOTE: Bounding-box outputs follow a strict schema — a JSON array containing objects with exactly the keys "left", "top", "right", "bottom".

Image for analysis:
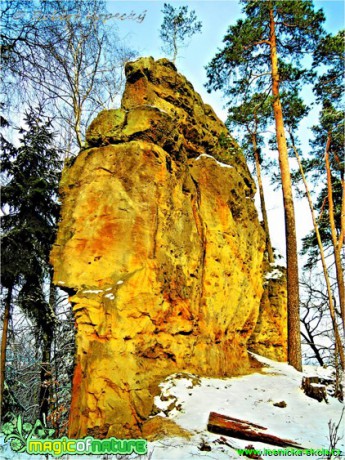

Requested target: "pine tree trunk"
[
  {"left": 293, "top": 137, "right": 344, "bottom": 369},
  {"left": 0, "top": 286, "right": 12, "bottom": 421},
  {"left": 207, "top": 412, "right": 305, "bottom": 448},
  {"left": 325, "top": 136, "right": 345, "bottom": 331},
  {"left": 269, "top": 6, "right": 302, "bottom": 371},
  {"left": 252, "top": 134, "right": 274, "bottom": 264}
]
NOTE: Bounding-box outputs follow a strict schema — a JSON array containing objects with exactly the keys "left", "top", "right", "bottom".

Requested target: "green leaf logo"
[{"left": 1, "top": 416, "right": 55, "bottom": 454}]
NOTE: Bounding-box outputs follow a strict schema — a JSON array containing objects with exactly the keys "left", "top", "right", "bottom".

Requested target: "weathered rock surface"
[
  {"left": 248, "top": 266, "right": 288, "bottom": 362},
  {"left": 50, "top": 57, "right": 287, "bottom": 439}
]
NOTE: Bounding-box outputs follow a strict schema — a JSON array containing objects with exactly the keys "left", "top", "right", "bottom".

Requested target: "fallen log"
[{"left": 207, "top": 412, "right": 304, "bottom": 449}]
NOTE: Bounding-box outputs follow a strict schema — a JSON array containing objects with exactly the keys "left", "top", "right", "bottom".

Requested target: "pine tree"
[
  {"left": 298, "top": 30, "right": 344, "bottom": 334},
  {"left": 160, "top": 3, "right": 202, "bottom": 63},
  {"left": 283, "top": 90, "right": 344, "bottom": 370},
  {"left": 312, "top": 30, "right": 344, "bottom": 330},
  {"left": 313, "top": 30, "right": 344, "bottom": 106},
  {"left": 206, "top": 0, "right": 325, "bottom": 371},
  {"left": 1, "top": 107, "right": 62, "bottom": 421}
]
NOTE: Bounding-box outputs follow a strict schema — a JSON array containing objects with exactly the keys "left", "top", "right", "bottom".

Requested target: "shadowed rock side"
[
  {"left": 249, "top": 267, "right": 288, "bottom": 362},
  {"left": 50, "top": 57, "right": 286, "bottom": 439}
]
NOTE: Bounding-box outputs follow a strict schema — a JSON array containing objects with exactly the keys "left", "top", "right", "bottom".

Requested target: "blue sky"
[{"left": 106, "top": 0, "right": 344, "bottom": 259}]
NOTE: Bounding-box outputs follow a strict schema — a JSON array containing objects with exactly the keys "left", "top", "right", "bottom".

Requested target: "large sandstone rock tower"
[{"left": 51, "top": 57, "right": 287, "bottom": 439}]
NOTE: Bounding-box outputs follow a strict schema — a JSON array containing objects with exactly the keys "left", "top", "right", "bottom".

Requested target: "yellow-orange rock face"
[
  {"left": 249, "top": 268, "right": 288, "bottom": 362},
  {"left": 50, "top": 57, "right": 286, "bottom": 439}
]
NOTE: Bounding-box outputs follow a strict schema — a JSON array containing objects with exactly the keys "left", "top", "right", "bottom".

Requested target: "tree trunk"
[
  {"left": 252, "top": 134, "right": 274, "bottom": 264},
  {"left": 39, "top": 279, "right": 56, "bottom": 422},
  {"left": 325, "top": 135, "right": 345, "bottom": 331},
  {"left": 292, "top": 136, "right": 344, "bottom": 369},
  {"left": 0, "top": 286, "right": 12, "bottom": 421},
  {"left": 207, "top": 412, "right": 305, "bottom": 448},
  {"left": 39, "top": 330, "right": 53, "bottom": 422},
  {"left": 172, "top": 24, "right": 178, "bottom": 63},
  {"left": 269, "top": 6, "right": 302, "bottom": 371},
  {"left": 173, "top": 43, "right": 178, "bottom": 63},
  {"left": 73, "top": 92, "right": 83, "bottom": 149},
  {"left": 301, "top": 377, "right": 328, "bottom": 403}
]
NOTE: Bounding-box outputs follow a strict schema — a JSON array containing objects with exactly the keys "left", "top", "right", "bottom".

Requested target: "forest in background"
[{"left": 0, "top": 0, "right": 344, "bottom": 437}]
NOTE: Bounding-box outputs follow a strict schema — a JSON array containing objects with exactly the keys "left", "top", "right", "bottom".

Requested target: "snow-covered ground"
[
  {"left": 147, "top": 354, "right": 344, "bottom": 460},
  {"left": 1, "top": 354, "right": 344, "bottom": 460}
]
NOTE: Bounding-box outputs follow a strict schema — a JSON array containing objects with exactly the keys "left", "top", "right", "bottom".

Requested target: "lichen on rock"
[{"left": 50, "top": 57, "right": 287, "bottom": 439}]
